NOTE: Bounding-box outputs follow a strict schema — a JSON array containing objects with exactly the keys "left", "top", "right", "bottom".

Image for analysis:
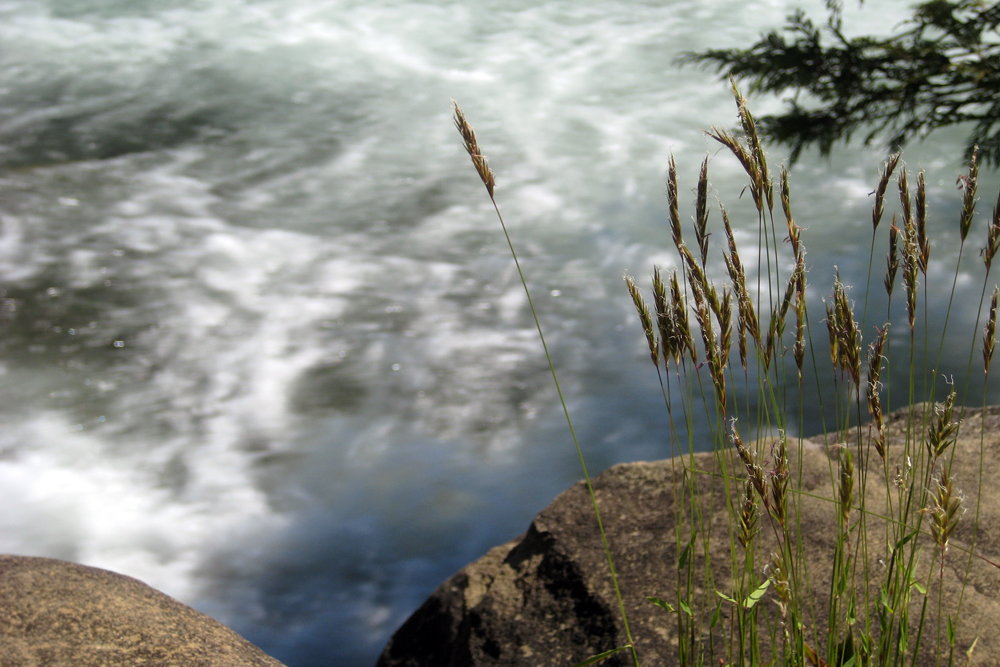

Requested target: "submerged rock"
[
  {"left": 0, "top": 554, "right": 286, "bottom": 667},
  {"left": 378, "top": 405, "right": 1000, "bottom": 667}
]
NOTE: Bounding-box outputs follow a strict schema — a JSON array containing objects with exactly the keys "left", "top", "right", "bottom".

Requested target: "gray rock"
[
  {"left": 377, "top": 405, "right": 1000, "bottom": 667},
  {"left": 0, "top": 554, "right": 287, "bottom": 667}
]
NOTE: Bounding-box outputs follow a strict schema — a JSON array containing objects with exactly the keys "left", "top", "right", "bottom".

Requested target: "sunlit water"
[{"left": 0, "top": 2, "right": 997, "bottom": 666}]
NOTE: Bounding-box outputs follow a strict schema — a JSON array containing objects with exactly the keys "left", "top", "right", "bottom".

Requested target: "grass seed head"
[
  {"left": 926, "top": 467, "right": 963, "bottom": 554},
  {"left": 670, "top": 270, "right": 697, "bottom": 365},
  {"left": 899, "top": 168, "right": 912, "bottom": 229},
  {"left": 732, "top": 419, "right": 767, "bottom": 503},
  {"left": 667, "top": 155, "right": 683, "bottom": 250},
  {"left": 885, "top": 216, "right": 900, "bottom": 297},
  {"left": 873, "top": 152, "right": 901, "bottom": 231},
  {"left": 708, "top": 126, "right": 764, "bottom": 215},
  {"left": 985, "top": 286, "right": 998, "bottom": 378},
  {"left": 959, "top": 146, "right": 979, "bottom": 242},
  {"left": 452, "top": 100, "right": 496, "bottom": 198},
  {"left": 838, "top": 448, "right": 854, "bottom": 527},
  {"left": 983, "top": 191, "right": 1000, "bottom": 271},
  {"left": 781, "top": 165, "right": 801, "bottom": 259},
  {"left": 916, "top": 170, "right": 929, "bottom": 272},
  {"left": 867, "top": 325, "right": 889, "bottom": 459},
  {"left": 626, "top": 274, "right": 658, "bottom": 368},
  {"left": 768, "top": 432, "right": 790, "bottom": 527},
  {"left": 652, "top": 267, "right": 676, "bottom": 367},
  {"left": 926, "top": 390, "right": 960, "bottom": 461},
  {"left": 738, "top": 481, "right": 758, "bottom": 550},
  {"left": 695, "top": 156, "right": 711, "bottom": 266}
]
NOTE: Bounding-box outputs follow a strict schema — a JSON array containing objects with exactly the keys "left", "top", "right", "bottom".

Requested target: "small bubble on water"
[
  {"left": 391, "top": 363, "right": 401, "bottom": 371},
  {"left": 111, "top": 249, "right": 124, "bottom": 257},
  {"left": 68, "top": 329, "right": 76, "bottom": 335},
  {"left": 339, "top": 350, "right": 347, "bottom": 358},
  {"left": 46, "top": 287, "right": 59, "bottom": 297},
  {"left": 95, "top": 416, "right": 105, "bottom": 423},
  {"left": 113, "top": 340, "right": 125, "bottom": 348},
  {"left": 74, "top": 424, "right": 83, "bottom": 431},
  {"left": 104, "top": 280, "right": 112, "bottom": 287},
  {"left": 550, "top": 289, "right": 561, "bottom": 297},
  {"left": 57, "top": 197, "right": 78, "bottom": 207}
]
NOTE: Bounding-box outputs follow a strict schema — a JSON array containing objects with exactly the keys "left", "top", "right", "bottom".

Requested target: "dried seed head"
[
  {"left": 764, "top": 258, "right": 804, "bottom": 372},
  {"left": 652, "top": 267, "right": 676, "bottom": 367},
  {"left": 768, "top": 432, "right": 790, "bottom": 527},
  {"left": 959, "top": 146, "right": 979, "bottom": 242},
  {"left": 781, "top": 166, "right": 801, "bottom": 259},
  {"left": 899, "top": 168, "right": 912, "bottom": 229},
  {"left": 667, "top": 155, "right": 682, "bottom": 250},
  {"left": 731, "top": 419, "right": 766, "bottom": 500},
  {"left": 769, "top": 551, "right": 791, "bottom": 609},
  {"left": 626, "top": 274, "right": 658, "bottom": 368},
  {"left": 985, "top": 286, "right": 998, "bottom": 378},
  {"left": 737, "top": 481, "right": 758, "bottom": 550},
  {"left": 838, "top": 448, "right": 854, "bottom": 527},
  {"left": 733, "top": 80, "right": 773, "bottom": 213},
  {"left": 827, "top": 273, "right": 862, "bottom": 385},
  {"left": 873, "top": 153, "right": 902, "bottom": 231},
  {"left": 452, "top": 100, "right": 496, "bottom": 197},
  {"left": 867, "top": 325, "right": 889, "bottom": 459},
  {"left": 707, "top": 126, "right": 764, "bottom": 216},
  {"left": 670, "top": 270, "right": 697, "bottom": 365},
  {"left": 695, "top": 156, "right": 711, "bottom": 266},
  {"left": 680, "top": 243, "right": 712, "bottom": 304},
  {"left": 793, "top": 298, "right": 806, "bottom": 383},
  {"left": 902, "top": 210, "right": 920, "bottom": 333},
  {"left": 694, "top": 282, "right": 727, "bottom": 408},
  {"left": 916, "top": 170, "right": 929, "bottom": 273},
  {"left": 718, "top": 286, "right": 733, "bottom": 371},
  {"left": 982, "top": 190, "right": 1000, "bottom": 272},
  {"left": 885, "top": 216, "right": 900, "bottom": 297},
  {"left": 926, "top": 467, "right": 963, "bottom": 553},
  {"left": 926, "top": 390, "right": 960, "bottom": 461}
]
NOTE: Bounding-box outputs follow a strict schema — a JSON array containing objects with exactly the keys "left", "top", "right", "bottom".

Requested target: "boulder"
[
  {"left": 0, "top": 554, "right": 287, "bottom": 667},
  {"left": 377, "top": 405, "right": 1000, "bottom": 667}
]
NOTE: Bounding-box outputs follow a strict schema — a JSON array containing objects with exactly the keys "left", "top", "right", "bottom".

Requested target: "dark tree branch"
[{"left": 682, "top": 0, "right": 1000, "bottom": 164}]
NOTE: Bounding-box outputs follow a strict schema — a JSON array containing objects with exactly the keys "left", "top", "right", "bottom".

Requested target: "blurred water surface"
[{"left": 0, "top": 1, "right": 996, "bottom": 665}]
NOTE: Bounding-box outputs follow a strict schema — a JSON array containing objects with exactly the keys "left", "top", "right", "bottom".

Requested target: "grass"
[{"left": 451, "top": 84, "right": 1000, "bottom": 667}]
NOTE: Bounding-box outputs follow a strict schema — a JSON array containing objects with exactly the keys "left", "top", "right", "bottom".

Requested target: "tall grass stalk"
[
  {"left": 453, "top": 87, "right": 998, "bottom": 667},
  {"left": 452, "top": 100, "right": 639, "bottom": 667}
]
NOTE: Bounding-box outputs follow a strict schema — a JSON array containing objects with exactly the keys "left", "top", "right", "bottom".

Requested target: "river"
[{"left": 0, "top": 1, "right": 996, "bottom": 666}]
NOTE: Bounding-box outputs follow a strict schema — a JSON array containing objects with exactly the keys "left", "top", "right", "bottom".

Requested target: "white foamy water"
[{"left": 0, "top": 1, "right": 996, "bottom": 666}]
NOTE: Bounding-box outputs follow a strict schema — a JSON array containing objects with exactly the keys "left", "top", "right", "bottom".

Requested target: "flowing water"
[{"left": 0, "top": 1, "right": 997, "bottom": 666}]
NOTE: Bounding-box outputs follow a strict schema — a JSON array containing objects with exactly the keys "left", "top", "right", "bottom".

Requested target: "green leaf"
[
  {"left": 715, "top": 590, "right": 738, "bottom": 605},
  {"left": 912, "top": 580, "right": 927, "bottom": 595},
  {"left": 647, "top": 596, "right": 676, "bottom": 613},
  {"left": 680, "top": 599, "right": 692, "bottom": 617},
  {"left": 743, "top": 577, "right": 772, "bottom": 609},
  {"left": 570, "top": 645, "right": 632, "bottom": 667},
  {"left": 879, "top": 586, "right": 893, "bottom": 613},
  {"left": 948, "top": 616, "right": 956, "bottom": 646},
  {"left": 893, "top": 531, "right": 916, "bottom": 554},
  {"left": 679, "top": 531, "right": 698, "bottom": 569},
  {"left": 710, "top": 599, "right": 723, "bottom": 628}
]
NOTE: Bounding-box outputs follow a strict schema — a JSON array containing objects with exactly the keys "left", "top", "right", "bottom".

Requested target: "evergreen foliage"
[{"left": 683, "top": 1, "right": 1000, "bottom": 164}]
